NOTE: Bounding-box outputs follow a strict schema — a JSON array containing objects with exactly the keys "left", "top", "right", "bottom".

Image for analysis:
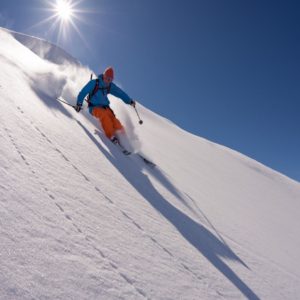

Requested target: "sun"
[
  {"left": 55, "top": 0, "right": 73, "bottom": 21},
  {"left": 29, "top": 0, "right": 93, "bottom": 48}
]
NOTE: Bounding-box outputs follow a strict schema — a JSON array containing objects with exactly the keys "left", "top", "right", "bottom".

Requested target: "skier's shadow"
[{"left": 77, "top": 121, "right": 260, "bottom": 300}]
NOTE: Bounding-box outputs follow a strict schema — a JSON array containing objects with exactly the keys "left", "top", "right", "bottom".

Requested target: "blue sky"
[{"left": 1, "top": 0, "right": 299, "bottom": 182}]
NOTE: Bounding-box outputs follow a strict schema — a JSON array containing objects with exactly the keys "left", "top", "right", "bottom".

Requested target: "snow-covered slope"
[{"left": 1, "top": 28, "right": 300, "bottom": 300}]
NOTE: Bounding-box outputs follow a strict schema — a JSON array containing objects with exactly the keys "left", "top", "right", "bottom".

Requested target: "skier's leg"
[
  {"left": 92, "top": 107, "right": 115, "bottom": 139},
  {"left": 108, "top": 108, "right": 124, "bottom": 133}
]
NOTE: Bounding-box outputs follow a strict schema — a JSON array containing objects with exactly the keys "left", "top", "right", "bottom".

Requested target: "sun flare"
[
  {"left": 30, "top": 0, "right": 91, "bottom": 48},
  {"left": 55, "top": 0, "right": 73, "bottom": 21}
]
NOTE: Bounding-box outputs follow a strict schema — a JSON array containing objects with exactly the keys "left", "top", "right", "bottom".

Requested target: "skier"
[{"left": 75, "top": 67, "right": 136, "bottom": 144}]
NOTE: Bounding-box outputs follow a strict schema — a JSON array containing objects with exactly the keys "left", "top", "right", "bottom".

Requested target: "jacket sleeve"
[
  {"left": 110, "top": 82, "right": 132, "bottom": 104},
  {"left": 77, "top": 80, "right": 95, "bottom": 106}
]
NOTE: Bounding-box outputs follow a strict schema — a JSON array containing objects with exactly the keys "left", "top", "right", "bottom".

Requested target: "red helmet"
[{"left": 103, "top": 67, "right": 114, "bottom": 80}]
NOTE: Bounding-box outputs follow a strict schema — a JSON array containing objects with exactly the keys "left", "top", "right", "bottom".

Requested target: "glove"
[
  {"left": 130, "top": 100, "right": 136, "bottom": 108},
  {"left": 74, "top": 104, "right": 82, "bottom": 112}
]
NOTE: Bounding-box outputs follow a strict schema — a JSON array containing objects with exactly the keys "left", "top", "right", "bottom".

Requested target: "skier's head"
[{"left": 103, "top": 66, "right": 114, "bottom": 84}]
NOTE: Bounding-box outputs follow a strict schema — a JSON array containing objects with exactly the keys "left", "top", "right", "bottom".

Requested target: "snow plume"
[
  {"left": 1, "top": 27, "right": 300, "bottom": 300},
  {"left": 0, "top": 28, "right": 91, "bottom": 107}
]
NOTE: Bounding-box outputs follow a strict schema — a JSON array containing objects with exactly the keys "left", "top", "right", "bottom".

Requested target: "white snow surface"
[{"left": 0, "top": 28, "right": 300, "bottom": 300}]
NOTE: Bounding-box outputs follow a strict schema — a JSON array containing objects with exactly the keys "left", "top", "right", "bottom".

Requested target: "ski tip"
[
  {"left": 138, "top": 154, "right": 156, "bottom": 168},
  {"left": 122, "top": 150, "right": 131, "bottom": 155}
]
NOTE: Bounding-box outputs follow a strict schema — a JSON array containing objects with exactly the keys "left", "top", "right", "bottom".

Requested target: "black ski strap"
[{"left": 91, "top": 78, "right": 100, "bottom": 96}]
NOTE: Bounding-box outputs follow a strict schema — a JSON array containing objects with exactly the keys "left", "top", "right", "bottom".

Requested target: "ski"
[
  {"left": 111, "top": 139, "right": 132, "bottom": 156},
  {"left": 137, "top": 154, "right": 156, "bottom": 168},
  {"left": 111, "top": 139, "right": 156, "bottom": 168}
]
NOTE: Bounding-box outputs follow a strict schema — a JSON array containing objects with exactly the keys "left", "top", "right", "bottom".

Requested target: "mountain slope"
[{"left": 1, "top": 28, "right": 300, "bottom": 300}]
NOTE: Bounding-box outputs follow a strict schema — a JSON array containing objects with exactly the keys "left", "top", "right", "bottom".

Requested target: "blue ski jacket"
[{"left": 77, "top": 74, "right": 132, "bottom": 113}]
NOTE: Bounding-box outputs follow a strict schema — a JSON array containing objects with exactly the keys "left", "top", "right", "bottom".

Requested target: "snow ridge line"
[
  {"left": 10, "top": 106, "right": 149, "bottom": 300},
  {"left": 14, "top": 105, "right": 206, "bottom": 286}
]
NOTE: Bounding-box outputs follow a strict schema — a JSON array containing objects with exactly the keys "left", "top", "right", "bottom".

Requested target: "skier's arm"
[
  {"left": 77, "top": 80, "right": 95, "bottom": 106},
  {"left": 110, "top": 82, "right": 133, "bottom": 105}
]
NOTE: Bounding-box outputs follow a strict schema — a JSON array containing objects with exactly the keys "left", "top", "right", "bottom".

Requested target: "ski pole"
[
  {"left": 134, "top": 106, "right": 143, "bottom": 125},
  {"left": 56, "top": 98, "right": 76, "bottom": 109}
]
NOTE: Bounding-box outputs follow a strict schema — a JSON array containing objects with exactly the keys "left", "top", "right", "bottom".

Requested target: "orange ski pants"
[{"left": 92, "top": 107, "right": 124, "bottom": 139}]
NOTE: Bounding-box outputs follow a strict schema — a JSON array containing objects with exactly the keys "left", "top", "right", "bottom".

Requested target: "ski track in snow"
[
  {"left": 10, "top": 103, "right": 211, "bottom": 298},
  {"left": 18, "top": 104, "right": 206, "bottom": 282},
  {"left": 5, "top": 105, "right": 148, "bottom": 300}
]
